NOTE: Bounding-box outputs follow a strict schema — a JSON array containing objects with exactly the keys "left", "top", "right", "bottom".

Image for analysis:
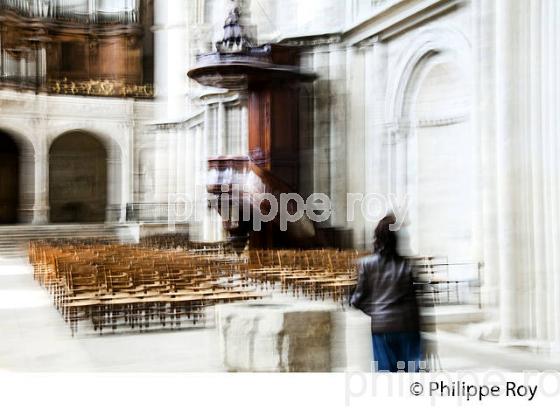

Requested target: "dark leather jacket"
[{"left": 350, "top": 254, "right": 420, "bottom": 334}]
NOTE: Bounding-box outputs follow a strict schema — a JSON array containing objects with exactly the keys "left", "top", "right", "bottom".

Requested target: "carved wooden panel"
[{"left": 248, "top": 85, "right": 299, "bottom": 190}]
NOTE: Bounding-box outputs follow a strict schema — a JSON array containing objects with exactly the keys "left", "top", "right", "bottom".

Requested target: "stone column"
[
  {"left": 154, "top": 0, "right": 187, "bottom": 121},
  {"left": 552, "top": 0, "right": 560, "bottom": 352},
  {"left": 495, "top": 0, "right": 520, "bottom": 342},
  {"left": 201, "top": 106, "right": 213, "bottom": 241},
  {"left": 167, "top": 126, "right": 179, "bottom": 224},
  {"left": 19, "top": 56, "right": 25, "bottom": 78},
  {"left": 16, "top": 143, "right": 34, "bottom": 224},
  {"left": 522, "top": 0, "right": 547, "bottom": 346},
  {"left": 312, "top": 46, "right": 331, "bottom": 197},
  {"left": 345, "top": 45, "right": 366, "bottom": 248},
  {"left": 392, "top": 125, "right": 413, "bottom": 254},
  {"left": 469, "top": 0, "right": 483, "bottom": 293},
  {"left": 120, "top": 126, "right": 133, "bottom": 223},
  {"left": 153, "top": 127, "right": 168, "bottom": 203},
  {"left": 106, "top": 141, "right": 122, "bottom": 223},
  {"left": 363, "top": 37, "right": 389, "bottom": 247},
  {"left": 192, "top": 118, "right": 206, "bottom": 240},
  {"left": 541, "top": 0, "right": 560, "bottom": 350},
  {"left": 32, "top": 138, "right": 49, "bottom": 224},
  {"left": 516, "top": 0, "right": 533, "bottom": 338},
  {"left": 473, "top": 0, "right": 500, "bottom": 311},
  {"left": 176, "top": 126, "right": 186, "bottom": 196},
  {"left": 217, "top": 101, "right": 226, "bottom": 155},
  {"left": 370, "top": 39, "right": 389, "bottom": 197},
  {"left": 328, "top": 43, "right": 347, "bottom": 227},
  {"left": 35, "top": 44, "right": 47, "bottom": 90},
  {"left": 185, "top": 126, "right": 197, "bottom": 209}
]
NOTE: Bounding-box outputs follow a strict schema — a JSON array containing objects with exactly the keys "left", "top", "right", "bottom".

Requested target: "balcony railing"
[
  {"left": 0, "top": 0, "right": 140, "bottom": 24},
  {"left": 0, "top": 75, "right": 154, "bottom": 98},
  {"left": 47, "top": 78, "right": 154, "bottom": 98}
]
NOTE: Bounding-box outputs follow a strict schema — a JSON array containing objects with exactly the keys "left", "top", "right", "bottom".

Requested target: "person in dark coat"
[{"left": 350, "top": 214, "right": 422, "bottom": 372}]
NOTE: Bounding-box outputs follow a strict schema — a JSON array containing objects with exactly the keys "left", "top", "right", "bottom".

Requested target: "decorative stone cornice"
[
  {"left": 278, "top": 0, "right": 464, "bottom": 49},
  {"left": 279, "top": 33, "right": 343, "bottom": 48},
  {"left": 355, "top": 35, "right": 381, "bottom": 51},
  {"left": 344, "top": 0, "right": 464, "bottom": 44},
  {"left": 384, "top": 121, "right": 411, "bottom": 145},
  {"left": 415, "top": 114, "right": 469, "bottom": 128}
]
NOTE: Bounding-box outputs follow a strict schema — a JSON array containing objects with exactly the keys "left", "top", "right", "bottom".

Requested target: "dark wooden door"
[
  {"left": 49, "top": 132, "right": 107, "bottom": 223},
  {"left": 0, "top": 133, "right": 20, "bottom": 224}
]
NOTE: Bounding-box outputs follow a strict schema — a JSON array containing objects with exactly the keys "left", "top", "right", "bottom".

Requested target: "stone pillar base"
[
  {"left": 216, "top": 302, "right": 333, "bottom": 372},
  {"left": 31, "top": 207, "right": 49, "bottom": 224}
]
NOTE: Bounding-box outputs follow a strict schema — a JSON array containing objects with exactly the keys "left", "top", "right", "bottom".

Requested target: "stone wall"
[
  {"left": 217, "top": 303, "right": 333, "bottom": 372},
  {"left": 0, "top": 89, "right": 152, "bottom": 224}
]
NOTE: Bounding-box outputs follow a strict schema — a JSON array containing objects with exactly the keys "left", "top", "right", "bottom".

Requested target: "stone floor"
[
  {"left": 1, "top": 257, "right": 548, "bottom": 373},
  {"left": 0, "top": 259, "right": 223, "bottom": 372}
]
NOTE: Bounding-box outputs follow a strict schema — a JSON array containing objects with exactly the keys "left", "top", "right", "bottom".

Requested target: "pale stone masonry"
[{"left": 217, "top": 302, "right": 333, "bottom": 372}]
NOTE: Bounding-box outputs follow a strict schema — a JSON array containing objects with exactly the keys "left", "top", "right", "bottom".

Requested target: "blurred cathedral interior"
[{"left": 1, "top": 0, "right": 560, "bottom": 372}]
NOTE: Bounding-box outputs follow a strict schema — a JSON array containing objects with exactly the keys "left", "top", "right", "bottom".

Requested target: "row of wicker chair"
[
  {"left": 244, "top": 249, "right": 366, "bottom": 304},
  {"left": 29, "top": 240, "right": 262, "bottom": 335}
]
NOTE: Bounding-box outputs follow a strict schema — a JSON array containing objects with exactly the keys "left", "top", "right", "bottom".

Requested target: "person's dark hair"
[{"left": 373, "top": 214, "right": 399, "bottom": 258}]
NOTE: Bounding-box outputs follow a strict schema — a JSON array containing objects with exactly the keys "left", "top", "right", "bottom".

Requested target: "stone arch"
[
  {"left": 384, "top": 26, "right": 474, "bottom": 260},
  {"left": 47, "top": 126, "right": 126, "bottom": 223},
  {"left": 386, "top": 25, "right": 471, "bottom": 124},
  {"left": 0, "top": 127, "right": 36, "bottom": 224},
  {"left": 49, "top": 131, "right": 109, "bottom": 223},
  {"left": 47, "top": 125, "right": 125, "bottom": 157}
]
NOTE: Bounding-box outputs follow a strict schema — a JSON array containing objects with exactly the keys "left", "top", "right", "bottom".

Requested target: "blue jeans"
[{"left": 372, "top": 331, "right": 421, "bottom": 372}]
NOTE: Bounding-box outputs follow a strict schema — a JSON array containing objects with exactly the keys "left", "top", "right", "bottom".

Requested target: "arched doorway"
[
  {"left": 0, "top": 131, "right": 20, "bottom": 224},
  {"left": 398, "top": 56, "right": 473, "bottom": 262},
  {"left": 412, "top": 61, "right": 473, "bottom": 261},
  {"left": 49, "top": 132, "right": 108, "bottom": 223}
]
